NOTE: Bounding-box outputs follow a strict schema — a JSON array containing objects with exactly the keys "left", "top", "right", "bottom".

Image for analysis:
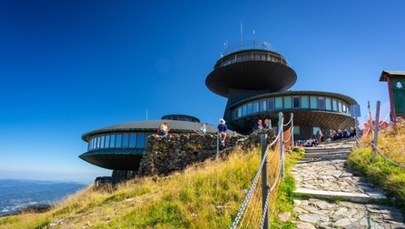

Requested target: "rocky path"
[{"left": 291, "top": 139, "right": 405, "bottom": 228}]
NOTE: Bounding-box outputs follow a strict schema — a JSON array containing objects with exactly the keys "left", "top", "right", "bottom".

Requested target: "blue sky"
[{"left": 1, "top": 1, "right": 404, "bottom": 183}]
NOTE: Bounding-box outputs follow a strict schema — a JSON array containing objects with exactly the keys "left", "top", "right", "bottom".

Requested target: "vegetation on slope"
[
  {"left": 0, "top": 148, "right": 263, "bottom": 229},
  {"left": 271, "top": 147, "right": 305, "bottom": 229},
  {"left": 347, "top": 121, "right": 405, "bottom": 212}
]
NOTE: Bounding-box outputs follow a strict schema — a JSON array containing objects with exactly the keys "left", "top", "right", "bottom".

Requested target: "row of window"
[
  {"left": 234, "top": 95, "right": 350, "bottom": 119},
  {"left": 219, "top": 52, "right": 286, "bottom": 68},
  {"left": 88, "top": 132, "right": 153, "bottom": 151}
]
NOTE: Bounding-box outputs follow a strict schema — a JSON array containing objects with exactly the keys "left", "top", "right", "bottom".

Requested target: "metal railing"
[{"left": 230, "top": 112, "right": 294, "bottom": 229}]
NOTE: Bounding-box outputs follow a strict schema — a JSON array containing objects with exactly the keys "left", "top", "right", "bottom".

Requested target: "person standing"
[
  {"left": 158, "top": 122, "right": 170, "bottom": 136},
  {"left": 252, "top": 119, "right": 263, "bottom": 132},
  {"left": 218, "top": 118, "right": 227, "bottom": 146}
]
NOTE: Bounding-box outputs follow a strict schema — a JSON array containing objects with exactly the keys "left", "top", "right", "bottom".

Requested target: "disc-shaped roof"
[
  {"left": 79, "top": 148, "right": 144, "bottom": 170},
  {"left": 206, "top": 50, "right": 297, "bottom": 97}
]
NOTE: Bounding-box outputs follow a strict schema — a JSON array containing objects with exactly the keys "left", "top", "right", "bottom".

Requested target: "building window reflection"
[
  {"left": 293, "top": 97, "right": 300, "bottom": 108},
  {"left": 275, "top": 97, "right": 283, "bottom": 110},
  {"left": 284, "top": 96, "right": 292, "bottom": 109},
  {"left": 88, "top": 132, "right": 154, "bottom": 151}
]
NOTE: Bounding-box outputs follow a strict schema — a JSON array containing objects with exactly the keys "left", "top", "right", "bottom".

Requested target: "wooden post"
[
  {"left": 260, "top": 132, "right": 268, "bottom": 229},
  {"left": 279, "top": 112, "right": 285, "bottom": 178},
  {"left": 372, "top": 101, "right": 381, "bottom": 163}
]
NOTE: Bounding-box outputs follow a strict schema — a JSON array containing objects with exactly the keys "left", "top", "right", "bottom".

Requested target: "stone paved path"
[{"left": 291, "top": 139, "right": 405, "bottom": 229}]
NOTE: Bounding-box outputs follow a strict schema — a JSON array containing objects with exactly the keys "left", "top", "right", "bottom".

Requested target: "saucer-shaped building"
[
  {"left": 80, "top": 114, "right": 218, "bottom": 171},
  {"left": 206, "top": 41, "right": 359, "bottom": 138}
]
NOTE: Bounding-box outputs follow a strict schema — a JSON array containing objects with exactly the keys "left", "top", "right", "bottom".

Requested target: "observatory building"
[
  {"left": 206, "top": 41, "right": 359, "bottom": 138},
  {"left": 80, "top": 114, "right": 218, "bottom": 171},
  {"left": 80, "top": 40, "right": 359, "bottom": 177}
]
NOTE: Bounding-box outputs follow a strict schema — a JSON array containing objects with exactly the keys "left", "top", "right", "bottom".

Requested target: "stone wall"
[{"left": 138, "top": 129, "right": 275, "bottom": 176}]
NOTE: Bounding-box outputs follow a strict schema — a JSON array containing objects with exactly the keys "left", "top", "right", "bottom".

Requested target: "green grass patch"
[{"left": 348, "top": 122, "right": 405, "bottom": 213}]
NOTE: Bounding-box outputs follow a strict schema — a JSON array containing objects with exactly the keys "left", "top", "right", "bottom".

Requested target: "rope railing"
[
  {"left": 371, "top": 143, "right": 405, "bottom": 169},
  {"left": 229, "top": 122, "right": 283, "bottom": 229},
  {"left": 230, "top": 112, "right": 294, "bottom": 229}
]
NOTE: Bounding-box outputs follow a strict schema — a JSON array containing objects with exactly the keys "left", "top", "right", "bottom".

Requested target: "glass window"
[
  {"left": 260, "top": 100, "right": 266, "bottom": 112},
  {"left": 293, "top": 126, "right": 300, "bottom": 135},
  {"left": 325, "top": 98, "right": 332, "bottom": 110},
  {"left": 95, "top": 137, "right": 100, "bottom": 149},
  {"left": 115, "top": 134, "right": 122, "bottom": 148},
  {"left": 343, "top": 104, "right": 347, "bottom": 113},
  {"left": 122, "top": 133, "right": 129, "bottom": 147},
  {"left": 110, "top": 134, "right": 115, "bottom": 148},
  {"left": 247, "top": 103, "right": 253, "bottom": 114},
  {"left": 332, "top": 99, "right": 337, "bottom": 111},
  {"left": 237, "top": 107, "right": 242, "bottom": 118},
  {"left": 129, "top": 133, "right": 136, "bottom": 147},
  {"left": 275, "top": 97, "right": 283, "bottom": 110},
  {"left": 293, "top": 97, "right": 300, "bottom": 108},
  {"left": 310, "top": 96, "right": 317, "bottom": 109},
  {"left": 338, "top": 101, "right": 342, "bottom": 112},
  {"left": 242, "top": 105, "right": 247, "bottom": 116},
  {"left": 104, "top": 135, "right": 110, "bottom": 148},
  {"left": 301, "top": 96, "right": 309, "bottom": 108},
  {"left": 317, "top": 97, "right": 325, "bottom": 110},
  {"left": 136, "top": 133, "right": 144, "bottom": 148},
  {"left": 253, "top": 101, "right": 259, "bottom": 113},
  {"left": 92, "top": 138, "right": 96, "bottom": 149},
  {"left": 267, "top": 98, "right": 274, "bottom": 111},
  {"left": 88, "top": 139, "right": 92, "bottom": 150},
  {"left": 284, "top": 96, "right": 292, "bottom": 109},
  {"left": 100, "top": 135, "right": 104, "bottom": 148}
]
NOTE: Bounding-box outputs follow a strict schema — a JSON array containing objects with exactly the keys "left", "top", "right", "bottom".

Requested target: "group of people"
[
  {"left": 252, "top": 119, "right": 272, "bottom": 131},
  {"left": 331, "top": 127, "right": 356, "bottom": 140}
]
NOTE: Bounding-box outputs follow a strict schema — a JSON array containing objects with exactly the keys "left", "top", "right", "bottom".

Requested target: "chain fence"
[{"left": 230, "top": 112, "right": 294, "bottom": 229}]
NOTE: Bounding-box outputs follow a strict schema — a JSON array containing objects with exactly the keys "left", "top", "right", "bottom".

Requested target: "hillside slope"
[{"left": 0, "top": 148, "right": 262, "bottom": 229}]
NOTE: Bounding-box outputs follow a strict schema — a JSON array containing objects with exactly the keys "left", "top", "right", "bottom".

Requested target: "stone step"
[
  {"left": 304, "top": 151, "right": 350, "bottom": 159},
  {"left": 304, "top": 147, "right": 353, "bottom": 152},
  {"left": 294, "top": 188, "right": 387, "bottom": 203}
]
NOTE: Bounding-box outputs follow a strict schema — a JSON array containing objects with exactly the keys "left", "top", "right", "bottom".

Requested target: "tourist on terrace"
[
  {"left": 263, "top": 119, "right": 271, "bottom": 129},
  {"left": 316, "top": 130, "right": 323, "bottom": 144},
  {"left": 350, "top": 127, "right": 356, "bottom": 137},
  {"left": 252, "top": 119, "right": 263, "bottom": 132},
  {"left": 218, "top": 118, "right": 227, "bottom": 146},
  {"left": 158, "top": 122, "right": 170, "bottom": 136},
  {"left": 199, "top": 123, "right": 207, "bottom": 135}
]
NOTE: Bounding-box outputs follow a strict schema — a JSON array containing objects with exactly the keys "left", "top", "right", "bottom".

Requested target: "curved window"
[
  {"left": 267, "top": 98, "right": 274, "bottom": 111},
  {"left": 136, "top": 133, "right": 144, "bottom": 148},
  {"left": 233, "top": 95, "right": 352, "bottom": 120},
  {"left": 293, "top": 97, "right": 300, "bottom": 108},
  {"left": 253, "top": 101, "right": 259, "bottom": 113},
  {"left": 110, "top": 134, "right": 116, "bottom": 148},
  {"left": 301, "top": 96, "right": 309, "bottom": 108},
  {"left": 317, "top": 97, "right": 325, "bottom": 110},
  {"left": 275, "top": 97, "right": 283, "bottom": 110},
  {"left": 122, "top": 133, "right": 129, "bottom": 148},
  {"left": 129, "top": 133, "right": 136, "bottom": 147},
  {"left": 310, "top": 96, "right": 317, "bottom": 109},
  {"left": 115, "top": 134, "right": 122, "bottom": 148},
  {"left": 260, "top": 100, "right": 266, "bottom": 112},
  {"left": 88, "top": 132, "right": 153, "bottom": 151},
  {"left": 325, "top": 98, "right": 332, "bottom": 110},
  {"left": 284, "top": 96, "right": 292, "bottom": 109}
]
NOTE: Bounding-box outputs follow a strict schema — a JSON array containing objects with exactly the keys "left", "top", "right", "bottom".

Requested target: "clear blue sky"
[{"left": 1, "top": 1, "right": 404, "bottom": 183}]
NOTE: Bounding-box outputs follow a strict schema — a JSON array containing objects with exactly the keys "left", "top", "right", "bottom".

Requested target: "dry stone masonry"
[{"left": 138, "top": 129, "right": 275, "bottom": 176}]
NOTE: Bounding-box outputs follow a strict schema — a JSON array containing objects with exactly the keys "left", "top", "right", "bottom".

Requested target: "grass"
[
  {"left": 347, "top": 121, "right": 405, "bottom": 212},
  {"left": 270, "top": 147, "right": 305, "bottom": 229},
  {"left": 0, "top": 147, "right": 264, "bottom": 229}
]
